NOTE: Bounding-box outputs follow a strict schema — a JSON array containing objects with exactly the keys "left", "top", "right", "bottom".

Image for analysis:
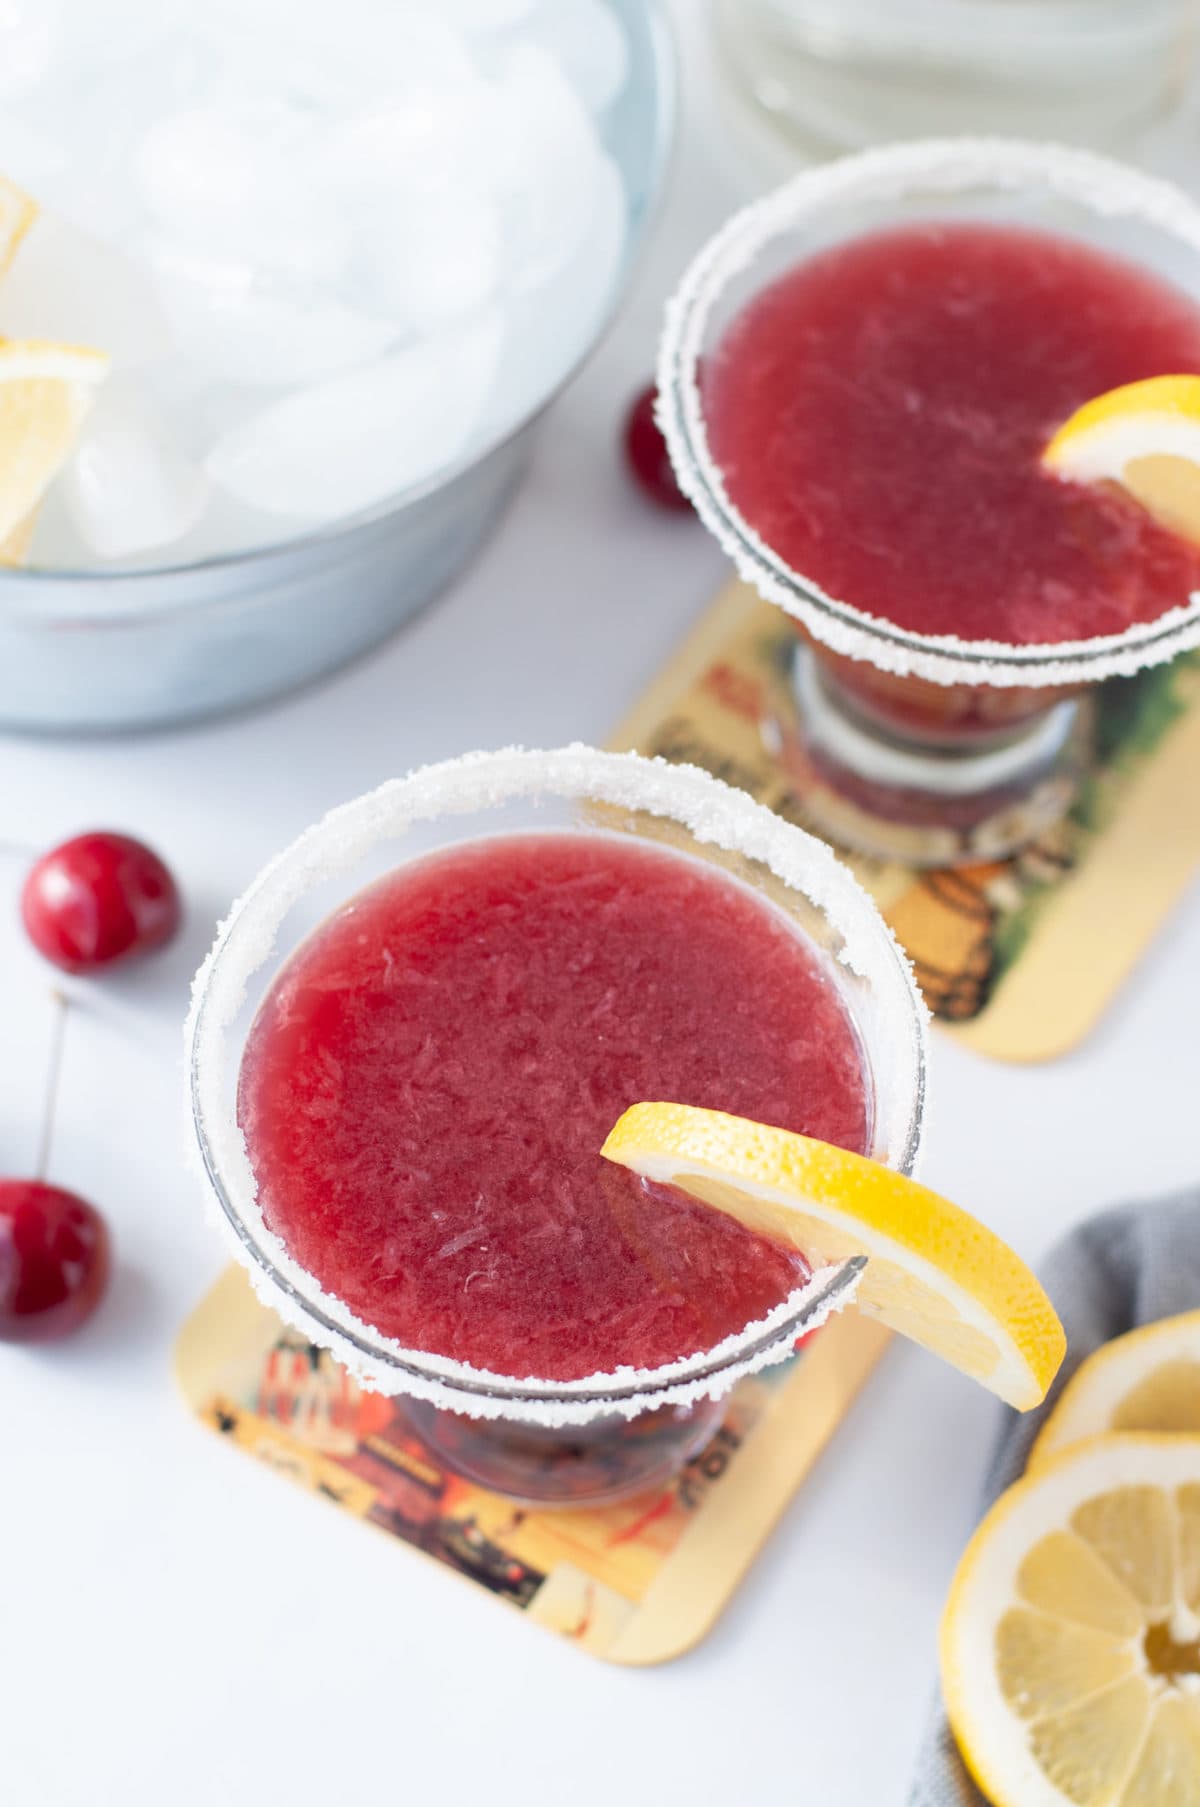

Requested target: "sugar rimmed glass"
[
  {"left": 657, "top": 138, "right": 1200, "bottom": 865},
  {"left": 186, "top": 745, "right": 927, "bottom": 1506}
]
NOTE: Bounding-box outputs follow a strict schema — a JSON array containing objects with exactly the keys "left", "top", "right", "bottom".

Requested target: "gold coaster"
[
  {"left": 609, "top": 581, "right": 1200, "bottom": 1063},
  {"left": 175, "top": 1266, "right": 889, "bottom": 1665}
]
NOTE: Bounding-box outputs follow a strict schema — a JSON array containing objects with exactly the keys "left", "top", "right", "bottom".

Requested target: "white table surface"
[{"left": 6, "top": 15, "right": 1200, "bottom": 1806}]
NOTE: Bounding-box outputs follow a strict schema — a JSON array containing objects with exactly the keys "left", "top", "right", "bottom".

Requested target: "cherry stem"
[{"left": 35, "top": 990, "right": 69, "bottom": 1184}]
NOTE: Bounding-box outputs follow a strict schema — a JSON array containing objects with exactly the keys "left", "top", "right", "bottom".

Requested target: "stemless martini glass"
[
  {"left": 658, "top": 139, "right": 1200, "bottom": 865},
  {"left": 187, "top": 747, "right": 927, "bottom": 1509}
]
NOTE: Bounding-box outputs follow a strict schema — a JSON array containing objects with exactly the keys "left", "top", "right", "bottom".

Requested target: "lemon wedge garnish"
[
  {"left": 0, "top": 175, "right": 37, "bottom": 281},
  {"left": 1030, "top": 1310, "right": 1200, "bottom": 1475},
  {"left": 0, "top": 183, "right": 79, "bottom": 563},
  {"left": 942, "top": 1433, "right": 1200, "bottom": 1807},
  {"left": 0, "top": 338, "right": 109, "bottom": 545},
  {"left": 1043, "top": 374, "right": 1200, "bottom": 545},
  {"left": 600, "top": 1104, "right": 1064, "bottom": 1410}
]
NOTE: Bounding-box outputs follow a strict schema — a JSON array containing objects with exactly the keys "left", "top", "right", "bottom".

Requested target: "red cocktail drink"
[
  {"left": 238, "top": 833, "right": 867, "bottom": 1381},
  {"left": 659, "top": 142, "right": 1200, "bottom": 862},
  {"left": 188, "top": 749, "right": 927, "bottom": 1505},
  {"left": 704, "top": 221, "right": 1200, "bottom": 717}
]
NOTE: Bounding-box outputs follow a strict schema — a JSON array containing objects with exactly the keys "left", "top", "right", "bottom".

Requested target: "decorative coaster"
[
  {"left": 609, "top": 581, "right": 1200, "bottom": 1062},
  {"left": 176, "top": 1266, "right": 889, "bottom": 1665}
]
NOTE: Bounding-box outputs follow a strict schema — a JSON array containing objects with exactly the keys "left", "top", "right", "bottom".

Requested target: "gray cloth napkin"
[{"left": 908, "top": 1191, "right": 1200, "bottom": 1807}]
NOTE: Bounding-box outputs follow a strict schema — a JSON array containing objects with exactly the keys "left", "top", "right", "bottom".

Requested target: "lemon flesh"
[
  {"left": 0, "top": 339, "right": 109, "bottom": 545},
  {"left": 943, "top": 1435, "right": 1200, "bottom": 1807}
]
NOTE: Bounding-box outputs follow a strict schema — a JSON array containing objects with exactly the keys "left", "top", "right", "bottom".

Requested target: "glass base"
[
  {"left": 791, "top": 647, "right": 1089, "bottom": 866},
  {"left": 404, "top": 1395, "right": 727, "bottom": 1509},
  {"left": 709, "top": 0, "right": 1191, "bottom": 161}
]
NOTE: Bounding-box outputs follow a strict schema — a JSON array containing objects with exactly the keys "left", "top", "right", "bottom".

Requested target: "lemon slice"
[
  {"left": 1042, "top": 374, "right": 1200, "bottom": 545},
  {"left": 942, "top": 1433, "right": 1200, "bottom": 1807},
  {"left": 600, "top": 1104, "right": 1064, "bottom": 1410},
  {"left": 0, "top": 339, "right": 109, "bottom": 544},
  {"left": 0, "top": 175, "right": 37, "bottom": 281},
  {"left": 1030, "top": 1311, "right": 1200, "bottom": 1475}
]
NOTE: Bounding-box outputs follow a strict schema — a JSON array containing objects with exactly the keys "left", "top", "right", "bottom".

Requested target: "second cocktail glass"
[
  {"left": 658, "top": 139, "right": 1200, "bottom": 864},
  {"left": 187, "top": 746, "right": 927, "bottom": 1508}
]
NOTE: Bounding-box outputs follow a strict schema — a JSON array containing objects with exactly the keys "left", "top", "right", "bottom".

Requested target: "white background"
[{"left": 4, "top": 11, "right": 1200, "bottom": 1805}]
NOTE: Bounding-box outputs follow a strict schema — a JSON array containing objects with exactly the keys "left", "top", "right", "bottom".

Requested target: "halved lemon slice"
[
  {"left": 600, "top": 1104, "right": 1064, "bottom": 1410},
  {"left": 1042, "top": 374, "right": 1200, "bottom": 545},
  {"left": 1030, "top": 1311, "right": 1200, "bottom": 1475},
  {"left": 0, "top": 338, "right": 109, "bottom": 544},
  {"left": 942, "top": 1433, "right": 1200, "bottom": 1807},
  {"left": 0, "top": 175, "right": 37, "bottom": 281}
]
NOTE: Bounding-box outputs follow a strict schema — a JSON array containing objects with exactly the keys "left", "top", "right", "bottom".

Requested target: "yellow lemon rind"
[
  {"left": 1030, "top": 1308, "right": 1200, "bottom": 1474},
  {"left": 0, "top": 175, "right": 37, "bottom": 281},
  {"left": 1043, "top": 375, "right": 1200, "bottom": 468}
]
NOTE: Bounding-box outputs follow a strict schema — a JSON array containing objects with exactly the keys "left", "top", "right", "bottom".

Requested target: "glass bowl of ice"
[{"left": 0, "top": 0, "right": 674, "bottom": 731}]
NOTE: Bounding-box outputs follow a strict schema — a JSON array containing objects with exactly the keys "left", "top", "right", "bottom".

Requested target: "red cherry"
[
  {"left": 0, "top": 1180, "right": 110, "bottom": 1341},
  {"left": 622, "top": 384, "right": 692, "bottom": 512},
  {"left": 21, "top": 832, "right": 181, "bottom": 974}
]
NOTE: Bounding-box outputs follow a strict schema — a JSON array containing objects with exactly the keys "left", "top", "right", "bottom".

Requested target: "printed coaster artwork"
[
  {"left": 176, "top": 1266, "right": 889, "bottom": 1665},
  {"left": 609, "top": 581, "right": 1200, "bottom": 1062}
]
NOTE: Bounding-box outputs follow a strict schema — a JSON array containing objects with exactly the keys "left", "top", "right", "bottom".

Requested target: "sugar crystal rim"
[
  {"left": 185, "top": 744, "right": 928, "bottom": 1423},
  {"left": 657, "top": 136, "right": 1200, "bottom": 690}
]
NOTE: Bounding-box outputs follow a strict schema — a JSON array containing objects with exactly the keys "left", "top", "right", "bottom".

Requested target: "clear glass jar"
[
  {"left": 186, "top": 746, "right": 927, "bottom": 1507},
  {"left": 657, "top": 139, "right": 1200, "bottom": 864},
  {"left": 712, "top": 0, "right": 1197, "bottom": 160}
]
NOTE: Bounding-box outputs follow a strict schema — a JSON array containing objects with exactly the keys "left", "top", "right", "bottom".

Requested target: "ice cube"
[
  {"left": 0, "top": 0, "right": 62, "bottom": 99},
  {"left": 136, "top": 103, "right": 349, "bottom": 285},
  {"left": 349, "top": 183, "right": 502, "bottom": 333},
  {"left": 137, "top": 359, "right": 260, "bottom": 457},
  {"left": 196, "top": 0, "right": 477, "bottom": 106},
  {"left": 148, "top": 486, "right": 286, "bottom": 565},
  {"left": 206, "top": 310, "right": 503, "bottom": 520},
  {"left": 481, "top": 149, "right": 625, "bottom": 442},
  {"left": 55, "top": 0, "right": 190, "bottom": 67},
  {"left": 489, "top": 45, "right": 605, "bottom": 292},
  {"left": 0, "top": 117, "right": 70, "bottom": 216},
  {"left": 136, "top": 107, "right": 275, "bottom": 245},
  {"left": 59, "top": 379, "right": 210, "bottom": 560},
  {"left": 534, "top": 0, "right": 629, "bottom": 114},
  {"left": 324, "top": 54, "right": 499, "bottom": 215},
  {"left": 0, "top": 214, "right": 174, "bottom": 369},
  {"left": 342, "top": 5, "right": 482, "bottom": 86},
  {"left": 149, "top": 243, "right": 397, "bottom": 388},
  {"left": 14, "top": 8, "right": 195, "bottom": 236},
  {"left": 437, "top": 0, "right": 539, "bottom": 32}
]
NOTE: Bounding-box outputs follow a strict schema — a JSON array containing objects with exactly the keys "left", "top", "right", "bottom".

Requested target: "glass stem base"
[
  {"left": 404, "top": 1395, "right": 727, "bottom": 1509},
  {"left": 790, "top": 646, "right": 1088, "bottom": 866}
]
